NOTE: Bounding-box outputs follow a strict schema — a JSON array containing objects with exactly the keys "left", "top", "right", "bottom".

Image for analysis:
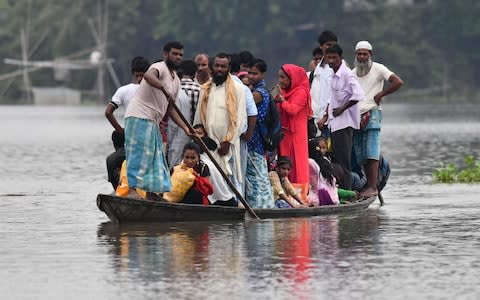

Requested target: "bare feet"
[
  {"left": 127, "top": 189, "right": 141, "bottom": 199},
  {"left": 360, "top": 187, "right": 378, "bottom": 198}
]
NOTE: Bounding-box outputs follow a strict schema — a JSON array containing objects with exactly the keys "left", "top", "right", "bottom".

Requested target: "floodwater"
[{"left": 1, "top": 103, "right": 480, "bottom": 299}]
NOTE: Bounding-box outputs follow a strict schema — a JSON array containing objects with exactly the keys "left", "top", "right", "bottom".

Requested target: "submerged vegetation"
[{"left": 433, "top": 156, "right": 480, "bottom": 183}]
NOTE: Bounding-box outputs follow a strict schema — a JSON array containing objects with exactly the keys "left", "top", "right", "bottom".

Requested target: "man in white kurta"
[
  {"left": 193, "top": 54, "right": 246, "bottom": 206},
  {"left": 352, "top": 41, "right": 404, "bottom": 197}
]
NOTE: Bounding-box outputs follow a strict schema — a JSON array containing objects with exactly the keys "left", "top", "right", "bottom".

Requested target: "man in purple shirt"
[{"left": 319, "top": 44, "right": 364, "bottom": 189}]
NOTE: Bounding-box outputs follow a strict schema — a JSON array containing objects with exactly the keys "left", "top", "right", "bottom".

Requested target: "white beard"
[{"left": 355, "top": 58, "right": 372, "bottom": 77}]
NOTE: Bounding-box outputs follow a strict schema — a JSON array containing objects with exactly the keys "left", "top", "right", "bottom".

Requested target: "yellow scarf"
[{"left": 199, "top": 74, "right": 237, "bottom": 142}]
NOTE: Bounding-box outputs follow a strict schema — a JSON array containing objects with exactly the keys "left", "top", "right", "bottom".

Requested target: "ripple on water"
[{"left": 1, "top": 104, "right": 480, "bottom": 299}]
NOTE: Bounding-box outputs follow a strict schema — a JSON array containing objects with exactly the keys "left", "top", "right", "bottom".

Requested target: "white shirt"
[
  {"left": 193, "top": 79, "right": 246, "bottom": 178},
  {"left": 232, "top": 75, "right": 257, "bottom": 134},
  {"left": 310, "top": 60, "right": 333, "bottom": 122},
  {"left": 167, "top": 88, "right": 193, "bottom": 167},
  {"left": 201, "top": 153, "right": 234, "bottom": 203},
  {"left": 353, "top": 62, "right": 394, "bottom": 114},
  {"left": 110, "top": 83, "right": 138, "bottom": 109}
]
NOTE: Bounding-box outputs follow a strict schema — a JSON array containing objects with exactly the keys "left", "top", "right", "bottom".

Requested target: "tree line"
[{"left": 0, "top": 0, "right": 479, "bottom": 103}]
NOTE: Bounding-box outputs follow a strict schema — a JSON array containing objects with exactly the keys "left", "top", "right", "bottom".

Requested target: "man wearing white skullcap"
[
  {"left": 353, "top": 40, "right": 404, "bottom": 198},
  {"left": 355, "top": 41, "right": 373, "bottom": 52}
]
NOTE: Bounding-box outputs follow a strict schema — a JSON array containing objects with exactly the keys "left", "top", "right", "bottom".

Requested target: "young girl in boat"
[
  {"left": 317, "top": 156, "right": 358, "bottom": 205},
  {"left": 164, "top": 142, "right": 213, "bottom": 205},
  {"left": 269, "top": 156, "right": 305, "bottom": 208},
  {"left": 193, "top": 124, "right": 237, "bottom": 206}
]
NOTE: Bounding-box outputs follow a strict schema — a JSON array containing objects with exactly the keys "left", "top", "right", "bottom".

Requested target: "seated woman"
[
  {"left": 316, "top": 157, "right": 357, "bottom": 205},
  {"left": 269, "top": 156, "right": 305, "bottom": 208},
  {"left": 307, "top": 158, "right": 321, "bottom": 206},
  {"left": 164, "top": 142, "right": 213, "bottom": 205}
]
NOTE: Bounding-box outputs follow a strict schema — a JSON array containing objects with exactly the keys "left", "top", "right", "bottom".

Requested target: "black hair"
[
  {"left": 317, "top": 156, "right": 335, "bottom": 186},
  {"left": 312, "top": 47, "right": 323, "bottom": 57},
  {"left": 163, "top": 41, "right": 184, "bottom": 53},
  {"left": 178, "top": 60, "right": 197, "bottom": 77},
  {"left": 239, "top": 50, "right": 254, "bottom": 65},
  {"left": 317, "top": 30, "right": 338, "bottom": 46},
  {"left": 111, "top": 130, "right": 124, "bottom": 150},
  {"left": 214, "top": 52, "right": 231, "bottom": 65},
  {"left": 317, "top": 137, "right": 328, "bottom": 146},
  {"left": 192, "top": 124, "right": 218, "bottom": 152},
  {"left": 182, "top": 142, "right": 201, "bottom": 157},
  {"left": 229, "top": 53, "right": 241, "bottom": 73},
  {"left": 277, "top": 156, "right": 292, "bottom": 168},
  {"left": 249, "top": 58, "right": 267, "bottom": 73},
  {"left": 131, "top": 56, "right": 150, "bottom": 73},
  {"left": 326, "top": 44, "right": 343, "bottom": 57}
]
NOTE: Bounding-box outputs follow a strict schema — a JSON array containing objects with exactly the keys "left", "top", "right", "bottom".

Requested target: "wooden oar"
[
  {"left": 160, "top": 86, "right": 260, "bottom": 220},
  {"left": 378, "top": 191, "right": 384, "bottom": 206}
]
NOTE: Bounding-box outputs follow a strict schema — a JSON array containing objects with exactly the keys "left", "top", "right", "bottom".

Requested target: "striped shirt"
[{"left": 180, "top": 78, "right": 201, "bottom": 124}]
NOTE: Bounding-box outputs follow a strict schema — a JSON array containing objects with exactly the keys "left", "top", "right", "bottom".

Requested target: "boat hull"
[
  {"left": 97, "top": 194, "right": 375, "bottom": 223},
  {"left": 97, "top": 194, "right": 246, "bottom": 224},
  {"left": 254, "top": 197, "right": 375, "bottom": 219}
]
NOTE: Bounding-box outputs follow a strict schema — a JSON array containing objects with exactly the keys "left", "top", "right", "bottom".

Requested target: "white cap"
[{"left": 355, "top": 41, "right": 373, "bottom": 52}]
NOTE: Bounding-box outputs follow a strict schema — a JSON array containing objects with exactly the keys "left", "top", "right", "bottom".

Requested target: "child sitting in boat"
[
  {"left": 316, "top": 156, "right": 358, "bottom": 205},
  {"left": 269, "top": 156, "right": 305, "bottom": 208},
  {"left": 193, "top": 124, "right": 236, "bottom": 206},
  {"left": 164, "top": 142, "right": 213, "bottom": 204},
  {"left": 309, "top": 137, "right": 354, "bottom": 195}
]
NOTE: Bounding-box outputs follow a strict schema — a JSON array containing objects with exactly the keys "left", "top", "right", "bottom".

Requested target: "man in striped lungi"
[{"left": 124, "top": 41, "right": 192, "bottom": 200}]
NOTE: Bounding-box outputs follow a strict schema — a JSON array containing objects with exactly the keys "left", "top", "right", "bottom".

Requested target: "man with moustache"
[
  {"left": 194, "top": 53, "right": 247, "bottom": 207},
  {"left": 322, "top": 44, "right": 364, "bottom": 190},
  {"left": 194, "top": 53, "right": 211, "bottom": 85},
  {"left": 124, "top": 41, "right": 192, "bottom": 199},
  {"left": 353, "top": 41, "right": 404, "bottom": 197}
]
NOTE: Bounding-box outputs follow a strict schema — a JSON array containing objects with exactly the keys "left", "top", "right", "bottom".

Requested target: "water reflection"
[
  {"left": 3, "top": 104, "right": 480, "bottom": 298},
  {"left": 97, "top": 212, "right": 381, "bottom": 297}
]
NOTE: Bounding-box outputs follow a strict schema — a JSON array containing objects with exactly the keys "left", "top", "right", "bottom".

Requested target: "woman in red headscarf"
[{"left": 276, "top": 64, "right": 312, "bottom": 189}]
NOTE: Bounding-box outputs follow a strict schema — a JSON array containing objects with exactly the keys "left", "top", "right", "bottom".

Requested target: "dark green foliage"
[{"left": 1, "top": 0, "right": 479, "bottom": 102}]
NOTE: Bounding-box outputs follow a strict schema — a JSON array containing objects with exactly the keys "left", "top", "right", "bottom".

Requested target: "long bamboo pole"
[{"left": 160, "top": 87, "right": 260, "bottom": 219}]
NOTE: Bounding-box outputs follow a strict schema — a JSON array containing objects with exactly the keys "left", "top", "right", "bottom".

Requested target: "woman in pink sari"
[{"left": 277, "top": 64, "right": 312, "bottom": 187}]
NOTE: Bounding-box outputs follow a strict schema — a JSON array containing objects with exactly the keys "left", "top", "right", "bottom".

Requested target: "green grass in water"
[{"left": 433, "top": 155, "right": 480, "bottom": 183}]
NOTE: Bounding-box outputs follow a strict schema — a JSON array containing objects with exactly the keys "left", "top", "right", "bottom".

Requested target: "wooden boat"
[
  {"left": 254, "top": 196, "right": 375, "bottom": 219},
  {"left": 97, "top": 193, "right": 376, "bottom": 223},
  {"left": 97, "top": 194, "right": 245, "bottom": 224}
]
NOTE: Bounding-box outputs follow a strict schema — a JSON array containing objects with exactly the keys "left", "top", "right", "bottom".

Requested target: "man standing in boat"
[
  {"left": 124, "top": 41, "right": 192, "bottom": 200},
  {"left": 104, "top": 56, "right": 150, "bottom": 134},
  {"left": 310, "top": 30, "right": 338, "bottom": 138},
  {"left": 193, "top": 53, "right": 247, "bottom": 207},
  {"left": 352, "top": 41, "right": 404, "bottom": 197},
  {"left": 194, "top": 53, "right": 211, "bottom": 85},
  {"left": 104, "top": 57, "right": 150, "bottom": 190},
  {"left": 319, "top": 44, "right": 364, "bottom": 190}
]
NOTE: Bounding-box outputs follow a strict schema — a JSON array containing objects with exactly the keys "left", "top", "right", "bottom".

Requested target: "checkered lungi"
[{"left": 124, "top": 117, "right": 171, "bottom": 193}]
